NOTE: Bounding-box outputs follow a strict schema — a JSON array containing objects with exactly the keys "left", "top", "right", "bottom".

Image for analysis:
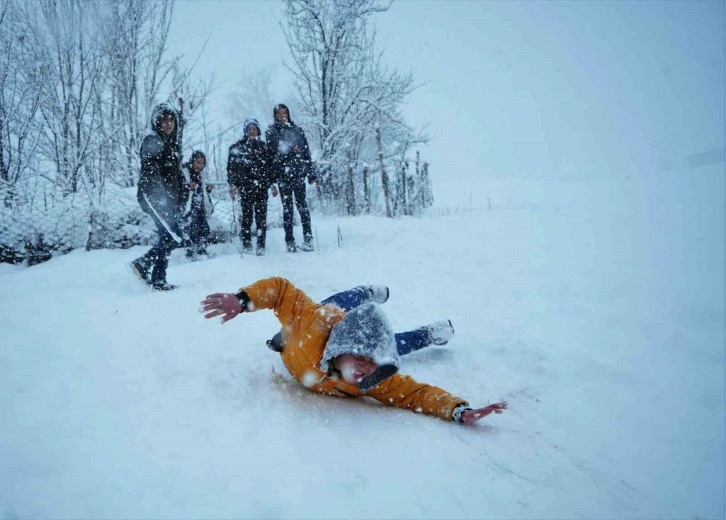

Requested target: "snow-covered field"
[{"left": 1, "top": 170, "right": 723, "bottom": 519}]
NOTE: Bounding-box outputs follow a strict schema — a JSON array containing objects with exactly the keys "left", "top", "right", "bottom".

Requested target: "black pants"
[
  {"left": 139, "top": 207, "right": 183, "bottom": 283},
  {"left": 186, "top": 207, "right": 210, "bottom": 249},
  {"left": 240, "top": 186, "right": 268, "bottom": 248},
  {"left": 278, "top": 177, "right": 311, "bottom": 245}
]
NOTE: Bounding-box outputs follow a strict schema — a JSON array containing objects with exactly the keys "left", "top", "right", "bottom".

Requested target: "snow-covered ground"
[{"left": 1, "top": 170, "right": 723, "bottom": 519}]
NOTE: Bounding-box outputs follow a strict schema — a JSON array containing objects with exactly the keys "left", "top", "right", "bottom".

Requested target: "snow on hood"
[
  {"left": 150, "top": 102, "right": 179, "bottom": 134},
  {"left": 243, "top": 118, "right": 260, "bottom": 137},
  {"left": 321, "top": 302, "right": 400, "bottom": 392}
]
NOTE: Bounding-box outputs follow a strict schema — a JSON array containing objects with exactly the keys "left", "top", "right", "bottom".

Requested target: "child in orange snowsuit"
[{"left": 202, "top": 277, "right": 507, "bottom": 424}]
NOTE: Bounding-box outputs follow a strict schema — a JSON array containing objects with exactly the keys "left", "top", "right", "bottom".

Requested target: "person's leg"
[
  {"left": 149, "top": 220, "right": 180, "bottom": 285},
  {"left": 278, "top": 180, "right": 295, "bottom": 247},
  {"left": 185, "top": 209, "right": 200, "bottom": 257},
  {"left": 292, "top": 177, "right": 312, "bottom": 243},
  {"left": 321, "top": 285, "right": 389, "bottom": 310},
  {"left": 191, "top": 209, "right": 210, "bottom": 254},
  {"left": 395, "top": 320, "right": 455, "bottom": 356},
  {"left": 134, "top": 206, "right": 181, "bottom": 286},
  {"left": 240, "top": 190, "right": 254, "bottom": 250},
  {"left": 254, "top": 189, "right": 268, "bottom": 252}
]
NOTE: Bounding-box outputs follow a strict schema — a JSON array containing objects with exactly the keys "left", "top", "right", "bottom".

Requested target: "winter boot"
[
  {"left": 367, "top": 285, "right": 390, "bottom": 304},
  {"left": 298, "top": 240, "right": 314, "bottom": 252},
  {"left": 131, "top": 258, "right": 152, "bottom": 283},
  {"left": 151, "top": 281, "right": 178, "bottom": 291},
  {"left": 266, "top": 331, "right": 284, "bottom": 352},
  {"left": 424, "top": 319, "right": 455, "bottom": 346},
  {"left": 256, "top": 246, "right": 265, "bottom": 256},
  {"left": 242, "top": 241, "right": 254, "bottom": 254},
  {"left": 286, "top": 241, "right": 297, "bottom": 253}
]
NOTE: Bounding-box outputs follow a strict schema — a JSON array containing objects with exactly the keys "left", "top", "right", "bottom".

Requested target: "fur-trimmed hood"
[
  {"left": 150, "top": 102, "right": 179, "bottom": 136},
  {"left": 320, "top": 302, "right": 400, "bottom": 392}
]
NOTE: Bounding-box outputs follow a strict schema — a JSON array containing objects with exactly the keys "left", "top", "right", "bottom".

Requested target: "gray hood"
[{"left": 321, "top": 303, "right": 400, "bottom": 392}]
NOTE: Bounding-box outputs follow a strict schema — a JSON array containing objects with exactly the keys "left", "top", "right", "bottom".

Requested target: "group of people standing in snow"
[{"left": 131, "top": 102, "right": 316, "bottom": 291}]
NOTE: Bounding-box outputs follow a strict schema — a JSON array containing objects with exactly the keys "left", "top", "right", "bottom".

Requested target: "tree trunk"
[
  {"left": 345, "top": 152, "right": 356, "bottom": 215},
  {"left": 376, "top": 126, "right": 392, "bottom": 218},
  {"left": 362, "top": 164, "right": 370, "bottom": 214}
]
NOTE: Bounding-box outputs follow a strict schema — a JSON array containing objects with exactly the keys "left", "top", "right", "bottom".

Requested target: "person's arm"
[
  {"left": 364, "top": 373, "right": 468, "bottom": 421},
  {"left": 201, "top": 277, "right": 316, "bottom": 327},
  {"left": 139, "top": 135, "right": 164, "bottom": 187},
  {"left": 365, "top": 374, "right": 508, "bottom": 424},
  {"left": 227, "top": 145, "right": 238, "bottom": 198},
  {"left": 452, "top": 402, "right": 508, "bottom": 425},
  {"left": 265, "top": 126, "right": 280, "bottom": 167},
  {"left": 296, "top": 128, "right": 315, "bottom": 181}
]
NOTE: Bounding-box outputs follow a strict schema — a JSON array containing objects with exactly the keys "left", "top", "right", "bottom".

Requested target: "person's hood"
[
  {"left": 320, "top": 302, "right": 400, "bottom": 392},
  {"left": 150, "top": 102, "right": 179, "bottom": 137},
  {"left": 243, "top": 118, "right": 260, "bottom": 137},
  {"left": 190, "top": 150, "right": 206, "bottom": 163},
  {"left": 273, "top": 103, "right": 293, "bottom": 125},
  {"left": 184, "top": 150, "right": 206, "bottom": 180}
]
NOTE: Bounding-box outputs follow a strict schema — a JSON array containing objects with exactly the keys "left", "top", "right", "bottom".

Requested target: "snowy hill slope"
[{"left": 1, "top": 173, "right": 723, "bottom": 519}]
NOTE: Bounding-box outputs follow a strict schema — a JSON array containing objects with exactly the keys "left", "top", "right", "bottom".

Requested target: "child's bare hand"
[
  {"left": 461, "top": 401, "right": 507, "bottom": 425},
  {"left": 201, "top": 293, "right": 242, "bottom": 323}
]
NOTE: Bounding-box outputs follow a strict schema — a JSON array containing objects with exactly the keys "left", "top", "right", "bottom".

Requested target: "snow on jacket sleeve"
[
  {"left": 239, "top": 277, "right": 316, "bottom": 325},
  {"left": 227, "top": 144, "right": 239, "bottom": 187},
  {"left": 239, "top": 277, "right": 343, "bottom": 388},
  {"left": 365, "top": 373, "right": 469, "bottom": 422}
]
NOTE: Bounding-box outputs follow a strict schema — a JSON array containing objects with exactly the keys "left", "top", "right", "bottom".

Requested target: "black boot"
[
  {"left": 131, "top": 257, "right": 152, "bottom": 283},
  {"left": 266, "top": 331, "right": 284, "bottom": 352},
  {"left": 151, "top": 281, "right": 178, "bottom": 291},
  {"left": 298, "top": 238, "right": 314, "bottom": 252}
]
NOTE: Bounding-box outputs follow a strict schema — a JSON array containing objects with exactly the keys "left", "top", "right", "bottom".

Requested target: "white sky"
[{"left": 168, "top": 0, "right": 725, "bottom": 182}]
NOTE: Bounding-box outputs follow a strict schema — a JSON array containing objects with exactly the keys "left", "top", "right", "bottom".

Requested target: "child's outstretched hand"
[
  {"left": 461, "top": 401, "right": 508, "bottom": 425},
  {"left": 201, "top": 293, "right": 242, "bottom": 323}
]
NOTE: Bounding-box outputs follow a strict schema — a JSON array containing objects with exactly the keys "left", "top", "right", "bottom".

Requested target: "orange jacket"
[{"left": 240, "top": 277, "right": 468, "bottom": 421}]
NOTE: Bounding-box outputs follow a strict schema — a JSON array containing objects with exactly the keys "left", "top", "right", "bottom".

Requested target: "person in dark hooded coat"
[
  {"left": 265, "top": 104, "right": 315, "bottom": 252},
  {"left": 181, "top": 150, "right": 214, "bottom": 260},
  {"left": 227, "top": 119, "right": 274, "bottom": 255},
  {"left": 131, "top": 102, "right": 186, "bottom": 290},
  {"left": 201, "top": 277, "right": 508, "bottom": 425}
]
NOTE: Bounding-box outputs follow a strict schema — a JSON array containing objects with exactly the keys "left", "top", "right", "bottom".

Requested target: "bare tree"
[
  {"left": 228, "top": 66, "right": 279, "bottom": 133},
  {"left": 18, "top": 0, "right": 107, "bottom": 195},
  {"left": 0, "top": 0, "right": 43, "bottom": 203},
  {"left": 102, "top": 0, "right": 182, "bottom": 187},
  {"left": 281, "top": 0, "right": 427, "bottom": 215}
]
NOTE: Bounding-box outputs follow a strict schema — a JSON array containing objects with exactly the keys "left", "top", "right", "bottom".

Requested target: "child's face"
[
  {"left": 335, "top": 354, "right": 377, "bottom": 384},
  {"left": 191, "top": 156, "right": 206, "bottom": 173}
]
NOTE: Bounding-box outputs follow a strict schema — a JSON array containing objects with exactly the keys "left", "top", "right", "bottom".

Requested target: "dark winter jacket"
[
  {"left": 239, "top": 277, "right": 468, "bottom": 421},
  {"left": 227, "top": 135, "right": 274, "bottom": 193},
  {"left": 137, "top": 103, "right": 185, "bottom": 220},
  {"left": 265, "top": 104, "right": 313, "bottom": 182},
  {"left": 181, "top": 151, "right": 213, "bottom": 219}
]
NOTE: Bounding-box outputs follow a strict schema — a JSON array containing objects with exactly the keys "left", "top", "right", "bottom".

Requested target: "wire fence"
[
  {"left": 0, "top": 180, "right": 294, "bottom": 266},
  {"left": 1, "top": 161, "right": 432, "bottom": 266}
]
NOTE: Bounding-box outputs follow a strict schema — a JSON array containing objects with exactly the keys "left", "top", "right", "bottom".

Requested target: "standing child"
[
  {"left": 181, "top": 150, "right": 214, "bottom": 260},
  {"left": 227, "top": 119, "right": 275, "bottom": 256},
  {"left": 265, "top": 104, "right": 315, "bottom": 252}
]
